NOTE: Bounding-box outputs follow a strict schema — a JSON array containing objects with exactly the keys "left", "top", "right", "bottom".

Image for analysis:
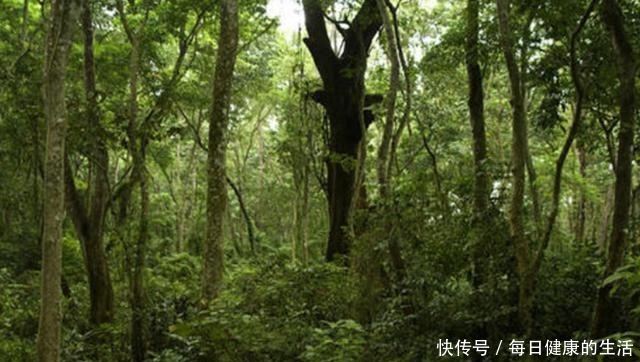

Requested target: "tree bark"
[
  {"left": 591, "top": 0, "right": 636, "bottom": 338},
  {"left": 385, "top": 1, "right": 410, "bottom": 280},
  {"left": 116, "top": 1, "right": 148, "bottom": 358},
  {"left": 128, "top": 35, "right": 148, "bottom": 362},
  {"left": 37, "top": 0, "right": 79, "bottom": 361},
  {"left": 202, "top": 0, "right": 239, "bottom": 302},
  {"left": 575, "top": 141, "right": 588, "bottom": 244},
  {"left": 78, "top": 0, "right": 114, "bottom": 326},
  {"left": 496, "top": 0, "right": 532, "bottom": 336},
  {"left": 375, "top": 0, "right": 399, "bottom": 200},
  {"left": 466, "top": 0, "right": 489, "bottom": 222},
  {"left": 465, "top": 0, "right": 490, "bottom": 357},
  {"left": 597, "top": 183, "right": 615, "bottom": 251},
  {"left": 302, "top": 0, "right": 382, "bottom": 262},
  {"left": 518, "top": 14, "right": 543, "bottom": 240},
  {"left": 226, "top": 176, "right": 255, "bottom": 253}
]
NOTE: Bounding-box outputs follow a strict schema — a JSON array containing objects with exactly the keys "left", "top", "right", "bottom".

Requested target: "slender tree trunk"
[
  {"left": 114, "top": 2, "right": 148, "bottom": 357},
  {"left": 226, "top": 176, "right": 255, "bottom": 253},
  {"left": 125, "top": 34, "right": 149, "bottom": 362},
  {"left": 421, "top": 133, "right": 448, "bottom": 211},
  {"left": 386, "top": 2, "right": 410, "bottom": 280},
  {"left": 37, "top": 0, "right": 79, "bottom": 361},
  {"left": 575, "top": 142, "right": 588, "bottom": 243},
  {"left": 81, "top": 0, "right": 114, "bottom": 325},
  {"left": 496, "top": 0, "right": 531, "bottom": 336},
  {"left": 202, "top": 0, "right": 239, "bottom": 302},
  {"left": 466, "top": 0, "right": 490, "bottom": 358},
  {"left": 302, "top": 162, "right": 310, "bottom": 263},
  {"left": 597, "top": 183, "right": 615, "bottom": 251},
  {"left": 131, "top": 138, "right": 148, "bottom": 362},
  {"left": 591, "top": 0, "right": 636, "bottom": 338},
  {"left": 529, "top": 0, "right": 596, "bottom": 297},
  {"left": 466, "top": 0, "right": 489, "bottom": 223},
  {"left": 375, "top": 0, "right": 399, "bottom": 200}
]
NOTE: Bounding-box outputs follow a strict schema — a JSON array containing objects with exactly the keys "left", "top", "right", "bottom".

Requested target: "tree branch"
[{"left": 302, "top": 0, "right": 338, "bottom": 81}]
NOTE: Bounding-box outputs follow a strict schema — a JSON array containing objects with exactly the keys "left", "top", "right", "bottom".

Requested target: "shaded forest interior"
[{"left": 1, "top": 0, "right": 640, "bottom": 360}]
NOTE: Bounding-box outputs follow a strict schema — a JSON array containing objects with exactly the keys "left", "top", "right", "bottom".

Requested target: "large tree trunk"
[
  {"left": 202, "top": 0, "right": 239, "bottom": 302},
  {"left": 302, "top": 0, "right": 382, "bottom": 262},
  {"left": 591, "top": 0, "right": 636, "bottom": 338},
  {"left": 37, "top": 0, "right": 79, "bottom": 361}
]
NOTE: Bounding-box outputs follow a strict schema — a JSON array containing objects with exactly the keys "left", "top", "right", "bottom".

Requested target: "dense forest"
[{"left": 0, "top": 0, "right": 639, "bottom": 360}]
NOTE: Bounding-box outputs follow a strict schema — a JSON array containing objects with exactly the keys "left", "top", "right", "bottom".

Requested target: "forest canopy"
[{"left": 0, "top": 0, "right": 639, "bottom": 360}]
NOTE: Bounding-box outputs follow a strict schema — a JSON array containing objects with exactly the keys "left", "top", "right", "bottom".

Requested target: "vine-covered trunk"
[{"left": 203, "top": 0, "right": 239, "bottom": 302}]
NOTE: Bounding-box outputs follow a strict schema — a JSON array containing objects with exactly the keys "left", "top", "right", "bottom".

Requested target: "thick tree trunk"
[
  {"left": 325, "top": 112, "right": 360, "bottom": 261},
  {"left": 591, "top": 0, "right": 636, "bottom": 338},
  {"left": 302, "top": 0, "right": 381, "bottom": 262},
  {"left": 202, "top": 0, "right": 239, "bottom": 302},
  {"left": 64, "top": 156, "right": 113, "bottom": 326},
  {"left": 37, "top": 0, "right": 79, "bottom": 361}
]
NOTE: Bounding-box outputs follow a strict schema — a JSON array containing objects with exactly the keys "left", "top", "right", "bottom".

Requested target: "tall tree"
[
  {"left": 37, "top": 0, "right": 79, "bottom": 360},
  {"left": 116, "top": 0, "right": 148, "bottom": 359},
  {"left": 63, "top": 0, "right": 114, "bottom": 326},
  {"left": 375, "top": 0, "right": 399, "bottom": 200},
  {"left": 302, "top": 0, "right": 382, "bottom": 261},
  {"left": 498, "top": 0, "right": 603, "bottom": 338},
  {"left": 496, "top": 0, "right": 531, "bottom": 336},
  {"left": 535, "top": 0, "right": 597, "bottom": 291},
  {"left": 466, "top": 0, "right": 489, "bottom": 355},
  {"left": 202, "top": 0, "right": 240, "bottom": 302},
  {"left": 591, "top": 0, "right": 636, "bottom": 338},
  {"left": 466, "top": 0, "right": 489, "bottom": 225}
]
